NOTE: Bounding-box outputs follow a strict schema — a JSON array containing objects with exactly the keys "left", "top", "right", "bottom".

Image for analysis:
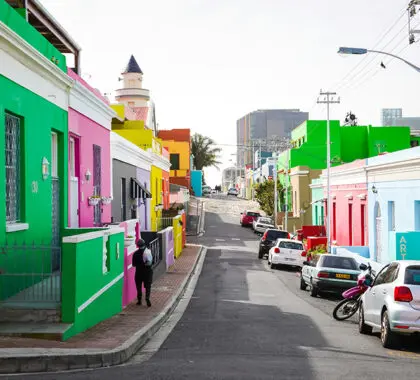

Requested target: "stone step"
[
  {"left": 0, "top": 306, "right": 60, "bottom": 323},
  {"left": 0, "top": 322, "right": 71, "bottom": 341}
]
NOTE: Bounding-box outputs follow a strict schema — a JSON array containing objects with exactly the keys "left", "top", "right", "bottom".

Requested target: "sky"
[{"left": 41, "top": 0, "right": 420, "bottom": 187}]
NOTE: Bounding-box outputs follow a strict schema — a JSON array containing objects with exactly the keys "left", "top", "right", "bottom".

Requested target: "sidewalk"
[{"left": 0, "top": 244, "right": 204, "bottom": 374}]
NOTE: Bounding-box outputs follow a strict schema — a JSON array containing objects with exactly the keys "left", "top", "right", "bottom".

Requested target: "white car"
[
  {"left": 253, "top": 217, "right": 274, "bottom": 234},
  {"left": 227, "top": 188, "right": 239, "bottom": 196},
  {"left": 359, "top": 260, "right": 420, "bottom": 348},
  {"left": 268, "top": 239, "right": 306, "bottom": 269}
]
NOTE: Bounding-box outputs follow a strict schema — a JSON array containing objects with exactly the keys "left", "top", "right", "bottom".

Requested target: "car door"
[
  {"left": 371, "top": 263, "right": 399, "bottom": 325},
  {"left": 363, "top": 264, "right": 389, "bottom": 324}
]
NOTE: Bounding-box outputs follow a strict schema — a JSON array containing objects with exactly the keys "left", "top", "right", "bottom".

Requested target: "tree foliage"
[
  {"left": 191, "top": 133, "right": 222, "bottom": 171},
  {"left": 253, "top": 180, "right": 283, "bottom": 216}
]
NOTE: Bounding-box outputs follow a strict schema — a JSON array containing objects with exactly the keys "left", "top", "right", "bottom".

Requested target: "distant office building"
[
  {"left": 381, "top": 108, "right": 402, "bottom": 126},
  {"left": 395, "top": 117, "right": 420, "bottom": 136},
  {"left": 236, "top": 109, "right": 308, "bottom": 167},
  {"left": 222, "top": 166, "right": 245, "bottom": 192}
]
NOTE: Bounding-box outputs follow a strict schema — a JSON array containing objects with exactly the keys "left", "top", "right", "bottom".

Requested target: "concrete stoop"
[{"left": 0, "top": 322, "right": 71, "bottom": 341}]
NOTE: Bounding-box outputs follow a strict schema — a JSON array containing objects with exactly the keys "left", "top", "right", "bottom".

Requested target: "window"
[
  {"left": 388, "top": 201, "right": 395, "bottom": 231},
  {"left": 415, "top": 201, "right": 420, "bottom": 231},
  {"left": 278, "top": 241, "right": 303, "bottom": 250},
  {"left": 170, "top": 154, "right": 180, "bottom": 170},
  {"left": 321, "top": 256, "right": 358, "bottom": 270},
  {"left": 69, "top": 137, "right": 76, "bottom": 177},
  {"left": 5, "top": 113, "right": 21, "bottom": 223},
  {"left": 51, "top": 132, "right": 58, "bottom": 178},
  {"left": 383, "top": 263, "right": 399, "bottom": 284},
  {"left": 405, "top": 266, "right": 420, "bottom": 285},
  {"left": 373, "top": 264, "right": 390, "bottom": 286}
]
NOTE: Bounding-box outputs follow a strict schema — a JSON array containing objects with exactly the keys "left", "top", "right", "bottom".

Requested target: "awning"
[{"left": 130, "top": 178, "right": 152, "bottom": 199}]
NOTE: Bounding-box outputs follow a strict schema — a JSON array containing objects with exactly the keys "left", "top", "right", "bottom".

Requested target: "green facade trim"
[
  {"left": 0, "top": 0, "right": 67, "bottom": 72},
  {"left": 0, "top": 75, "right": 68, "bottom": 244},
  {"left": 61, "top": 231, "right": 124, "bottom": 341}
]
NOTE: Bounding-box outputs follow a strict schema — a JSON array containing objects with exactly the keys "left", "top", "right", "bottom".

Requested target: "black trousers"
[{"left": 135, "top": 272, "right": 152, "bottom": 301}]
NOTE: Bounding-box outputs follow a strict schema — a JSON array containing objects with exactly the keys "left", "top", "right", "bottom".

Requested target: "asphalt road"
[{"left": 9, "top": 196, "right": 420, "bottom": 379}]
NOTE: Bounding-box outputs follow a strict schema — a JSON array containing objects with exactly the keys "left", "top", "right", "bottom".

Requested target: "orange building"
[{"left": 158, "top": 129, "right": 191, "bottom": 189}]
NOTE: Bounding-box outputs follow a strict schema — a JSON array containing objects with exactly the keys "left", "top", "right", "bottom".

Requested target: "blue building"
[
  {"left": 191, "top": 170, "right": 203, "bottom": 197},
  {"left": 367, "top": 147, "right": 420, "bottom": 264}
]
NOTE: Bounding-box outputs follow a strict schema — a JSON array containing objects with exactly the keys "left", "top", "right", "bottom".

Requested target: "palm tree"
[{"left": 191, "top": 133, "right": 222, "bottom": 171}]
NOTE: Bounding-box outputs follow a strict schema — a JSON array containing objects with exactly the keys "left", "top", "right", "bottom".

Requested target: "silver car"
[
  {"left": 359, "top": 260, "right": 420, "bottom": 348},
  {"left": 253, "top": 217, "right": 274, "bottom": 234}
]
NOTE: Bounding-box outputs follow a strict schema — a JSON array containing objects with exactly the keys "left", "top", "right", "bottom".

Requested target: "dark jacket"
[{"left": 132, "top": 248, "right": 153, "bottom": 282}]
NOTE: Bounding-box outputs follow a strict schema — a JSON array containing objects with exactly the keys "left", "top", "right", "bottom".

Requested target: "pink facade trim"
[{"left": 68, "top": 108, "right": 111, "bottom": 227}]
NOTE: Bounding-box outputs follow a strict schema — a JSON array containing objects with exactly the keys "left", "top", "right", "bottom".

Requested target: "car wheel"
[
  {"left": 310, "top": 279, "right": 318, "bottom": 297},
  {"left": 358, "top": 304, "right": 372, "bottom": 335},
  {"left": 270, "top": 262, "right": 276, "bottom": 269},
  {"left": 300, "top": 277, "right": 307, "bottom": 291},
  {"left": 258, "top": 249, "right": 263, "bottom": 259},
  {"left": 381, "top": 310, "right": 399, "bottom": 348}
]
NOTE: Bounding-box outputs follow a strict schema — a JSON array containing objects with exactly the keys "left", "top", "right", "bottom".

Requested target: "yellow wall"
[
  {"left": 173, "top": 215, "right": 183, "bottom": 258},
  {"left": 162, "top": 140, "right": 190, "bottom": 172},
  {"left": 151, "top": 165, "right": 163, "bottom": 231}
]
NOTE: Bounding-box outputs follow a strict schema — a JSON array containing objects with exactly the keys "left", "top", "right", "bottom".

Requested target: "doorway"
[
  {"left": 69, "top": 136, "right": 79, "bottom": 227},
  {"left": 93, "top": 145, "right": 102, "bottom": 226}
]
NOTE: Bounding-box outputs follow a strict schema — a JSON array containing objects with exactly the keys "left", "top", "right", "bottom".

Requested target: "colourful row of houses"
[
  {"left": 243, "top": 118, "right": 420, "bottom": 264},
  {"left": 0, "top": 0, "right": 202, "bottom": 340}
]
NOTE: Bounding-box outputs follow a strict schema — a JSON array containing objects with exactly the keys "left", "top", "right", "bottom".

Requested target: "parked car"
[
  {"left": 227, "top": 188, "right": 239, "bottom": 196},
  {"left": 211, "top": 189, "right": 216, "bottom": 194},
  {"left": 268, "top": 239, "right": 306, "bottom": 269},
  {"left": 300, "top": 254, "right": 360, "bottom": 297},
  {"left": 240, "top": 210, "right": 261, "bottom": 227},
  {"left": 359, "top": 261, "right": 420, "bottom": 348},
  {"left": 202, "top": 186, "right": 211, "bottom": 196},
  {"left": 258, "top": 229, "right": 290, "bottom": 259},
  {"left": 253, "top": 217, "right": 275, "bottom": 234}
]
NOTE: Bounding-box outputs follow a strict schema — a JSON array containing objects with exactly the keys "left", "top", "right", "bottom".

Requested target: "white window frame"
[
  {"left": 69, "top": 137, "right": 76, "bottom": 178},
  {"left": 51, "top": 132, "right": 58, "bottom": 178}
]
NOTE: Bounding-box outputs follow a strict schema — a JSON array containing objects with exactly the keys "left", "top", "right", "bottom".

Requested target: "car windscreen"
[
  {"left": 246, "top": 212, "right": 261, "bottom": 217},
  {"left": 321, "top": 256, "right": 358, "bottom": 270},
  {"left": 267, "top": 230, "right": 289, "bottom": 240},
  {"left": 278, "top": 241, "right": 303, "bottom": 250},
  {"left": 259, "top": 218, "right": 272, "bottom": 224},
  {"left": 405, "top": 266, "right": 420, "bottom": 285}
]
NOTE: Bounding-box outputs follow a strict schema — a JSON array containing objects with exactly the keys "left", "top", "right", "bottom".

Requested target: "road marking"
[
  {"left": 215, "top": 238, "right": 225, "bottom": 242},
  {"left": 232, "top": 238, "right": 240, "bottom": 241},
  {"left": 388, "top": 350, "right": 420, "bottom": 360}
]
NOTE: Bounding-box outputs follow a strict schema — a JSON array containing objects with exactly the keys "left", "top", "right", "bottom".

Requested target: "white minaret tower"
[{"left": 115, "top": 55, "right": 150, "bottom": 107}]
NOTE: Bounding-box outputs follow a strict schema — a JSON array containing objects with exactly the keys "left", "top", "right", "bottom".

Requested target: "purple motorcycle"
[{"left": 333, "top": 263, "right": 374, "bottom": 321}]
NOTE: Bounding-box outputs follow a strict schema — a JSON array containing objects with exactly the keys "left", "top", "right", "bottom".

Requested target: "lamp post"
[{"left": 337, "top": 47, "right": 420, "bottom": 73}]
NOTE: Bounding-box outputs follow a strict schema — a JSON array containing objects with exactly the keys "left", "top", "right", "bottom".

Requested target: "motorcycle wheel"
[{"left": 333, "top": 298, "right": 360, "bottom": 321}]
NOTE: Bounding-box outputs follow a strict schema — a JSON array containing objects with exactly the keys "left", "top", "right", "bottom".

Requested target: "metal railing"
[
  {"left": 156, "top": 217, "right": 175, "bottom": 231},
  {"left": 0, "top": 241, "right": 61, "bottom": 307},
  {"left": 186, "top": 198, "right": 204, "bottom": 236},
  {"left": 149, "top": 238, "right": 162, "bottom": 269}
]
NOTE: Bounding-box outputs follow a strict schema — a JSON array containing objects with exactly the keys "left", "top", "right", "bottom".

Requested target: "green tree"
[
  {"left": 254, "top": 180, "right": 284, "bottom": 216},
  {"left": 191, "top": 133, "right": 222, "bottom": 171}
]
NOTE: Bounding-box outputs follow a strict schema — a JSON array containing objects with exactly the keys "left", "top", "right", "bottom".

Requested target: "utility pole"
[
  {"left": 285, "top": 148, "right": 289, "bottom": 231},
  {"left": 317, "top": 90, "right": 340, "bottom": 253},
  {"left": 273, "top": 152, "right": 278, "bottom": 227}
]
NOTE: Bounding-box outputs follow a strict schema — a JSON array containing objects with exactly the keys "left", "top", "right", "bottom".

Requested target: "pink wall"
[
  {"left": 68, "top": 108, "right": 111, "bottom": 227},
  {"left": 326, "top": 183, "right": 368, "bottom": 247}
]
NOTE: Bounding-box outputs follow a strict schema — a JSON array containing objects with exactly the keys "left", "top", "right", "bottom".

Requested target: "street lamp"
[{"left": 337, "top": 47, "right": 420, "bottom": 73}]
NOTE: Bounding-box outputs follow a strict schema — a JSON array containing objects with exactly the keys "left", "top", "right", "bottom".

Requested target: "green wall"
[
  {"left": 0, "top": 76, "right": 68, "bottom": 300},
  {"left": 340, "top": 126, "right": 368, "bottom": 161},
  {"left": 367, "top": 126, "right": 410, "bottom": 156},
  {"left": 61, "top": 231, "right": 124, "bottom": 340},
  {"left": 0, "top": 0, "right": 67, "bottom": 72}
]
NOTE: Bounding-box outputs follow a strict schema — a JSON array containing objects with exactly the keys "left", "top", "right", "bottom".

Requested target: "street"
[{"left": 7, "top": 195, "right": 420, "bottom": 379}]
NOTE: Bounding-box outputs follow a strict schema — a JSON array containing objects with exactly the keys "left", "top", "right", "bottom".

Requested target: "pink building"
[
  {"left": 67, "top": 70, "right": 116, "bottom": 227},
  {"left": 322, "top": 159, "right": 368, "bottom": 247}
]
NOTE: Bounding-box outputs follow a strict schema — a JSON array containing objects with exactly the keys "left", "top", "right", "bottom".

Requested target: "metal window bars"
[{"left": 5, "top": 113, "right": 20, "bottom": 224}]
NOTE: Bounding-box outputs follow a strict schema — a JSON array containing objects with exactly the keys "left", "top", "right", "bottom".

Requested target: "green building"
[{"left": 276, "top": 120, "right": 414, "bottom": 228}]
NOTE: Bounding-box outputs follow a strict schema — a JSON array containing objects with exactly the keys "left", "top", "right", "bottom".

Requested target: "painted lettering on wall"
[{"left": 399, "top": 236, "right": 407, "bottom": 260}]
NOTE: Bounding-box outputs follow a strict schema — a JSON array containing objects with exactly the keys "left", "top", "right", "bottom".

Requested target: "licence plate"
[
  {"left": 285, "top": 258, "right": 296, "bottom": 261},
  {"left": 336, "top": 273, "right": 350, "bottom": 279}
]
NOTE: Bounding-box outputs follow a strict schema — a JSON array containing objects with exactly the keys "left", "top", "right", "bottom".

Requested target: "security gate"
[{"left": 93, "top": 145, "right": 102, "bottom": 226}]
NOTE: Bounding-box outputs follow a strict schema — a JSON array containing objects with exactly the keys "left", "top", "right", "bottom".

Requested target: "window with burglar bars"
[{"left": 5, "top": 113, "right": 21, "bottom": 224}]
